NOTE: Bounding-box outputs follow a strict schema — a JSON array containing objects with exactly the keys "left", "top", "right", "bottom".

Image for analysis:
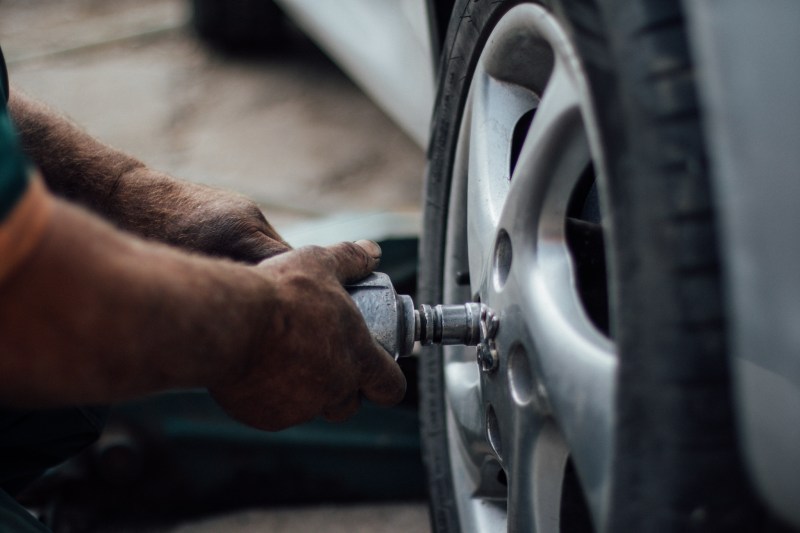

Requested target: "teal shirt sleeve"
[{"left": 0, "top": 45, "right": 32, "bottom": 222}]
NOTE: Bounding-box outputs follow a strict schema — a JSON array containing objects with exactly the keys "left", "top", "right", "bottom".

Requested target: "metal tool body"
[{"left": 346, "top": 273, "right": 498, "bottom": 361}]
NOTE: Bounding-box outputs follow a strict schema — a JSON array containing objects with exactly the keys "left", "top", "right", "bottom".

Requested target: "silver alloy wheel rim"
[{"left": 442, "top": 5, "right": 617, "bottom": 532}]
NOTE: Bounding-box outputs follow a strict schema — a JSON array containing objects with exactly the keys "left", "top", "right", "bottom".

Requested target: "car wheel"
[
  {"left": 191, "top": 0, "right": 284, "bottom": 52},
  {"left": 418, "top": 0, "right": 760, "bottom": 531}
]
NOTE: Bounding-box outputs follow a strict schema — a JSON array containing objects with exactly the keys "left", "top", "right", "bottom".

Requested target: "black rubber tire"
[
  {"left": 418, "top": 0, "right": 762, "bottom": 531},
  {"left": 191, "top": 0, "right": 285, "bottom": 53}
]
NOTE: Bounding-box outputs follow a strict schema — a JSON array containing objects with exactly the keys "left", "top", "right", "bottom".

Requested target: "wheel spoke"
[
  {"left": 509, "top": 61, "right": 586, "bottom": 230},
  {"left": 507, "top": 423, "right": 570, "bottom": 533},
  {"left": 495, "top": 251, "right": 615, "bottom": 525},
  {"left": 444, "top": 355, "right": 485, "bottom": 452},
  {"left": 467, "top": 72, "right": 539, "bottom": 295},
  {"left": 530, "top": 296, "right": 614, "bottom": 525},
  {"left": 485, "top": 52, "right": 614, "bottom": 521}
]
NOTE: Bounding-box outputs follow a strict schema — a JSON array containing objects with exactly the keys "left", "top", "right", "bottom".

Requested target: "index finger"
[{"left": 352, "top": 334, "right": 407, "bottom": 406}]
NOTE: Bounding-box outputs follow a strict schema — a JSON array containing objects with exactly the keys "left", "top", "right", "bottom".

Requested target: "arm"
[
  {"left": 0, "top": 180, "right": 405, "bottom": 429},
  {"left": 7, "top": 88, "right": 289, "bottom": 263}
]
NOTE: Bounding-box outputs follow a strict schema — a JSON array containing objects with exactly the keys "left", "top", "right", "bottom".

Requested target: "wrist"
[{"left": 190, "top": 261, "right": 281, "bottom": 390}]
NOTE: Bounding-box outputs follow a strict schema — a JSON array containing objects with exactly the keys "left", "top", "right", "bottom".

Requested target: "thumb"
[{"left": 325, "top": 240, "right": 382, "bottom": 284}]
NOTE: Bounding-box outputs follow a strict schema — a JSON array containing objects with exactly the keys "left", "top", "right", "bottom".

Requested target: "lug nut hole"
[
  {"left": 493, "top": 230, "right": 512, "bottom": 290},
  {"left": 508, "top": 343, "right": 534, "bottom": 405}
]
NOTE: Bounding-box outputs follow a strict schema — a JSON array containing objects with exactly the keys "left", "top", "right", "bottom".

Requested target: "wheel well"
[{"left": 427, "top": 0, "right": 457, "bottom": 60}]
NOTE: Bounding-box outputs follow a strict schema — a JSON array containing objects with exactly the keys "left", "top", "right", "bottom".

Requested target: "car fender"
[
  {"left": 273, "top": 0, "right": 437, "bottom": 147},
  {"left": 684, "top": 0, "right": 800, "bottom": 527}
]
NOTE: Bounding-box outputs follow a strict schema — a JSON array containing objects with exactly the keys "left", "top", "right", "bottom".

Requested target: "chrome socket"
[
  {"left": 347, "top": 273, "right": 498, "bottom": 361},
  {"left": 416, "top": 303, "right": 483, "bottom": 346}
]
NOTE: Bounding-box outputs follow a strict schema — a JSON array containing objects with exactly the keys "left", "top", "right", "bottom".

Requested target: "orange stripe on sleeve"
[{"left": 0, "top": 174, "right": 53, "bottom": 283}]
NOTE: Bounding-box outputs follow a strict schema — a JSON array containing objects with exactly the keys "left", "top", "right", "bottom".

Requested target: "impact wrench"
[{"left": 346, "top": 272, "right": 500, "bottom": 371}]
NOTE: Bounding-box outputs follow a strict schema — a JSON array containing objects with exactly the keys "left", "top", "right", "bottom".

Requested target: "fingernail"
[{"left": 355, "top": 239, "right": 381, "bottom": 259}]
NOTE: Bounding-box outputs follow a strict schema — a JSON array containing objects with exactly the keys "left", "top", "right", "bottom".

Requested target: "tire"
[
  {"left": 418, "top": 0, "right": 761, "bottom": 531},
  {"left": 191, "top": 0, "right": 285, "bottom": 53}
]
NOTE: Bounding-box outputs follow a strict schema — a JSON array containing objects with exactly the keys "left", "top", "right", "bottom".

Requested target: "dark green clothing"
[
  {"left": 0, "top": 407, "right": 108, "bottom": 494},
  {"left": 0, "top": 490, "right": 49, "bottom": 533},
  {"left": 0, "top": 45, "right": 31, "bottom": 222}
]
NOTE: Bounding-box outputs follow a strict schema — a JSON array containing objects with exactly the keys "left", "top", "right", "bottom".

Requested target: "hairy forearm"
[
  {"left": 7, "top": 88, "right": 288, "bottom": 262},
  {"left": 0, "top": 196, "right": 273, "bottom": 406},
  {"left": 7, "top": 88, "right": 145, "bottom": 216},
  {"left": 6, "top": 89, "right": 194, "bottom": 233}
]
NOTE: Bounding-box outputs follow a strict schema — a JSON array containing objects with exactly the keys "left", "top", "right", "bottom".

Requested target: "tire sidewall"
[{"left": 419, "top": 2, "right": 534, "bottom": 531}]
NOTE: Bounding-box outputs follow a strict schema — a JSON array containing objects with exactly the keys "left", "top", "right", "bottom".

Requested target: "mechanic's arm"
[
  {"left": 7, "top": 88, "right": 289, "bottom": 263},
  {"left": 0, "top": 178, "right": 405, "bottom": 430}
]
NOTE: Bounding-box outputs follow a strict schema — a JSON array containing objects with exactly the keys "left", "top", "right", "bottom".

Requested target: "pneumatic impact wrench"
[{"left": 346, "top": 273, "right": 500, "bottom": 371}]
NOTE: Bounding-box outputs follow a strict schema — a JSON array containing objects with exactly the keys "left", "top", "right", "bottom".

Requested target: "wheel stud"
[
  {"left": 477, "top": 306, "right": 500, "bottom": 372},
  {"left": 477, "top": 341, "right": 499, "bottom": 372}
]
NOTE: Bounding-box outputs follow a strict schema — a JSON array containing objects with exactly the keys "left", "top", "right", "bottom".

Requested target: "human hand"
[
  {"left": 209, "top": 240, "right": 407, "bottom": 431},
  {"left": 146, "top": 180, "right": 291, "bottom": 263}
]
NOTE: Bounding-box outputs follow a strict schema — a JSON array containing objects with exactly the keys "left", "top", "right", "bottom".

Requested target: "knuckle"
[
  {"left": 282, "top": 271, "right": 323, "bottom": 298},
  {"left": 297, "top": 245, "right": 331, "bottom": 264},
  {"left": 243, "top": 201, "right": 267, "bottom": 223}
]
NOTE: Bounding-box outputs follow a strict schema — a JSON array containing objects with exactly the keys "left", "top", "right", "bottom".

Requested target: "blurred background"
[
  {"left": 0, "top": 0, "right": 429, "bottom": 531},
  {"left": 1, "top": 0, "right": 425, "bottom": 229}
]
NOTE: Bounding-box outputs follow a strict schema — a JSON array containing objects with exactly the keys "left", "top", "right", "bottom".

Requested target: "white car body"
[{"left": 274, "top": 0, "right": 437, "bottom": 147}]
